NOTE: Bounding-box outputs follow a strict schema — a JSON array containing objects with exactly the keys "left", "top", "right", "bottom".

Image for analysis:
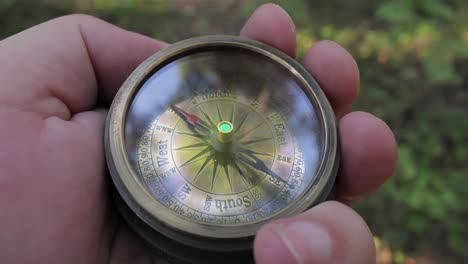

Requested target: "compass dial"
[
  {"left": 105, "top": 36, "right": 338, "bottom": 262},
  {"left": 142, "top": 93, "right": 300, "bottom": 224},
  {"left": 171, "top": 100, "right": 277, "bottom": 195}
]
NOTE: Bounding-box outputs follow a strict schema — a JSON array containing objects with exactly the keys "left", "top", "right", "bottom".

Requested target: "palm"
[
  {"left": 0, "top": 16, "right": 157, "bottom": 263},
  {"left": 0, "top": 5, "right": 397, "bottom": 264},
  {"left": 1, "top": 110, "right": 110, "bottom": 263}
]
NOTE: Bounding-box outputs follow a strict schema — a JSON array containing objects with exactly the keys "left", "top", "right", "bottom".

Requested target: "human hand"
[{"left": 0, "top": 3, "right": 397, "bottom": 264}]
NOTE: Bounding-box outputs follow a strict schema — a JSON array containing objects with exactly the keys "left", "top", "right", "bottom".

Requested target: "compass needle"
[
  {"left": 240, "top": 148, "right": 273, "bottom": 158},
  {"left": 171, "top": 105, "right": 211, "bottom": 134},
  {"left": 232, "top": 158, "right": 254, "bottom": 187},
  {"left": 239, "top": 152, "right": 294, "bottom": 189},
  {"left": 106, "top": 36, "right": 338, "bottom": 263},
  {"left": 171, "top": 105, "right": 199, "bottom": 126}
]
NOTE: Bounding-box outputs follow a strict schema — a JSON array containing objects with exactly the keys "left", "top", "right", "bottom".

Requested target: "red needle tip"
[{"left": 172, "top": 105, "right": 200, "bottom": 126}]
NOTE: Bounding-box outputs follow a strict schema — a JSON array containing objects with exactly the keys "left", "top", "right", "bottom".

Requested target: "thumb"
[{"left": 253, "top": 201, "right": 376, "bottom": 264}]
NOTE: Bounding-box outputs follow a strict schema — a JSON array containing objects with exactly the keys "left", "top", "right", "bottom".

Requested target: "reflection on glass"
[{"left": 124, "top": 49, "right": 323, "bottom": 225}]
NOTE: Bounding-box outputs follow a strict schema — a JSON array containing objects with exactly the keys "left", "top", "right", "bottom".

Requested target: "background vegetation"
[{"left": 1, "top": 0, "right": 467, "bottom": 263}]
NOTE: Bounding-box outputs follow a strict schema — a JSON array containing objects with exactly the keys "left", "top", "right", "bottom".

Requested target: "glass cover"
[{"left": 124, "top": 48, "right": 322, "bottom": 226}]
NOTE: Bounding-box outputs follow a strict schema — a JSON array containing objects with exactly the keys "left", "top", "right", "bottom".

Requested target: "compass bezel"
[{"left": 105, "top": 35, "right": 339, "bottom": 250}]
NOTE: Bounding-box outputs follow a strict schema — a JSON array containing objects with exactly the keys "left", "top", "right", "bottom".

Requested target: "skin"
[{"left": 0, "top": 3, "right": 397, "bottom": 264}]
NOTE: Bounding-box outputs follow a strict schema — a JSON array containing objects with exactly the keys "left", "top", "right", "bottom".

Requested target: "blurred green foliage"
[{"left": 1, "top": 0, "right": 467, "bottom": 263}]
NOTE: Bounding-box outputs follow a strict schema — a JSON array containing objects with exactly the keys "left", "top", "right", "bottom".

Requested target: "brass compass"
[{"left": 105, "top": 35, "right": 339, "bottom": 263}]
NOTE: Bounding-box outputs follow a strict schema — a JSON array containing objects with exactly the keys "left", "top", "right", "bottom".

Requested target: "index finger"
[
  {"left": 0, "top": 14, "right": 167, "bottom": 120},
  {"left": 239, "top": 4, "right": 397, "bottom": 202},
  {"left": 240, "top": 4, "right": 359, "bottom": 116}
]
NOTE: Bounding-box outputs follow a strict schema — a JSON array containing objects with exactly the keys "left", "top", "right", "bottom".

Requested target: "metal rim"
[{"left": 105, "top": 35, "right": 339, "bottom": 245}]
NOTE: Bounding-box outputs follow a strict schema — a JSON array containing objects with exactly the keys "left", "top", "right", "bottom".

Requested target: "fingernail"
[{"left": 276, "top": 221, "right": 333, "bottom": 263}]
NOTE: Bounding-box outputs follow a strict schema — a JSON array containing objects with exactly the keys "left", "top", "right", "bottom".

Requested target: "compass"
[{"left": 105, "top": 35, "right": 339, "bottom": 263}]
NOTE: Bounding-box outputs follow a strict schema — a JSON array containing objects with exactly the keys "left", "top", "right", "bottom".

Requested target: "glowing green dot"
[{"left": 218, "top": 121, "right": 233, "bottom": 133}]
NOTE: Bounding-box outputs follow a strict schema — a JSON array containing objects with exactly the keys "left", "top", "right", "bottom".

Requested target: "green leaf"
[
  {"left": 423, "top": 51, "right": 461, "bottom": 83},
  {"left": 376, "top": 0, "right": 416, "bottom": 24},
  {"left": 405, "top": 214, "right": 429, "bottom": 234},
  {"left": 421, "top": 0, "right": 454, "bottom": 19},
  {"left": 448, "top": 233, "right": 467, "bottom": 254}
]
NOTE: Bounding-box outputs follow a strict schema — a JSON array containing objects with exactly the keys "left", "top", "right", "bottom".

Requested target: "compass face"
[{"left": 106, "top": 36, "right": 338, "bottom": 247}]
